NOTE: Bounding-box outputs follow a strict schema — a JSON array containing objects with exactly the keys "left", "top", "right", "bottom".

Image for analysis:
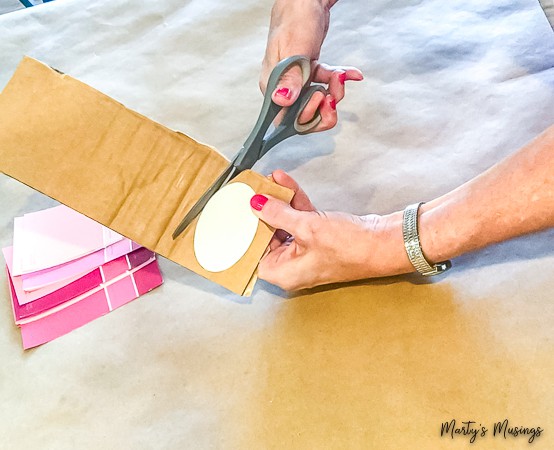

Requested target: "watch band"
[{"left": 402, "top": 203, "right": 451, "bottom": 276}]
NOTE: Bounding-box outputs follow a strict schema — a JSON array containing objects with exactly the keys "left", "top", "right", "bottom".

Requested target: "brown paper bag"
[{"left": 0, "top": 57, "right": 293, "bottom": 296}]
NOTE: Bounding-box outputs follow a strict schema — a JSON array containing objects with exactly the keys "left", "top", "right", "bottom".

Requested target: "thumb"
[
  {"left": 250, "top": 194, "right": 304, "bottom": 235},
  {"left": 270, "top": 64, "right": 304, "bottom": 107}
]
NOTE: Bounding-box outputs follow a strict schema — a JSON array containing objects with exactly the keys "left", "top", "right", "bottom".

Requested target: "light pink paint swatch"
[
  {"left": 11, "top": 205, "right": 124, "bottom": 276},
  {"left": 20, "top": 238, "right": 141, "bottom": 295}
]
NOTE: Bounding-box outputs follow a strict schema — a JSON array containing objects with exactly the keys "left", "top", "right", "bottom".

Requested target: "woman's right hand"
[{"left": 260, "top": 0, "right": 363, "bottom": 132}]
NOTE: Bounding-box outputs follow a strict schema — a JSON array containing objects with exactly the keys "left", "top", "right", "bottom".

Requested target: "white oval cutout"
[{"left": 194, "top": 182, "right": 258, "bottom": 272}]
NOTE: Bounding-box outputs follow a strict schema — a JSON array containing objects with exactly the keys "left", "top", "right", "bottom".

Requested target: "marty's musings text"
[{"left": 440, "top": 419, "right": 543, "bottom": 444}]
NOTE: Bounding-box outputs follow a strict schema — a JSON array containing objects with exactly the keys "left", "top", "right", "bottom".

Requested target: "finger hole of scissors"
[
  {"left": 303, "top": 96, "right": 338, "bottom": 132},
  {"left": 295, "top": 91, "right": 325, "bottom": 130}
]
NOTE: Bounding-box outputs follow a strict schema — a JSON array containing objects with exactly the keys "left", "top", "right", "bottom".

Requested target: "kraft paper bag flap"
[{"left": 0, "top": 57, "right": 293, "bottom": 296}]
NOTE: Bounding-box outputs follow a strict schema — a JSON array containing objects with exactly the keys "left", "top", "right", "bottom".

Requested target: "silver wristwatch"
[{"left": 402, "top": 202, "right": 451, "bottom": 276}]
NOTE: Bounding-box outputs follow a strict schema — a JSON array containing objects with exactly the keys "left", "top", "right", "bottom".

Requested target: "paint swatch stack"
[{"left": 2, "top": 204, "right": 163, "bottom": 349}]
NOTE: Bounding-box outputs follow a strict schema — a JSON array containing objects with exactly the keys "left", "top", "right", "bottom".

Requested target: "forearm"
[
  {"left": 419, "top": 124, "right": 554, "bottom": 264},
  {"left": 254, "top": 125, "right": 552, "bottom": 289}
]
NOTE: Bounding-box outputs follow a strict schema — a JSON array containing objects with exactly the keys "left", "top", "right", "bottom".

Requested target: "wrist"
[
  {"left": 272, "top": 0, "right": 334, "bottom": 18},
  {"left": 275, "top": 0, "right": 336, "bottom": 9},
  {"left": 359, "top": 211, "right": 415, "bottom": 278},
  {"left": 267, "top": 0, "right": 331, "bottom": 64},
  {"left": 320, "top": 0, "right": 338, "bottom": 9}
]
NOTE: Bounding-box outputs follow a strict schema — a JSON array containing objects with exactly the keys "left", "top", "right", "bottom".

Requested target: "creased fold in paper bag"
[{"left": 0, "top": 57, "right": 293, "bottom": 296}]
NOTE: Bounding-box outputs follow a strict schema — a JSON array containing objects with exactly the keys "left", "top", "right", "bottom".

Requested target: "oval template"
[{"left": 193, "top": 182, "right": 259, "bottom": 272}]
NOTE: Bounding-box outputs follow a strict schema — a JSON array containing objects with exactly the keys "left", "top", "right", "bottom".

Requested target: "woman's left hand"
[{"left": 250, "top": 170, "right": 413, "bottom": 290}]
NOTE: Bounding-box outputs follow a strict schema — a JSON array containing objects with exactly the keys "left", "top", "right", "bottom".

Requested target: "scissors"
[{"left": 172, "top": 55, "right": 326, "bottom": 239}]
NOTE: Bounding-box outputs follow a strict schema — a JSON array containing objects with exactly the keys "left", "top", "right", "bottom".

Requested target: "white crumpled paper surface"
[{"left": 0, "top": 0, "right": 553, "bottom": 448}]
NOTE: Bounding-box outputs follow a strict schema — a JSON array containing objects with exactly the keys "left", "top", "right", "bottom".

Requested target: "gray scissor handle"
[
  {"left": 172, "top": 56, "right": 322, "bottom": 239},
  {"left": 234, "top": 55, "right": 323, "bottom": 171},
  {"left": 260, "top": 84, "right": 325, "bottom": 156}
]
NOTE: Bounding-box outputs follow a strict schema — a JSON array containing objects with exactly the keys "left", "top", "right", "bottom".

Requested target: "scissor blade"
[{"left": 172, "top": 164, "right": 238, "bottom": 239}]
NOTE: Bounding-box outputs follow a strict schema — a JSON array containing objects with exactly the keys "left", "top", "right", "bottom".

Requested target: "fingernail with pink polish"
[
  {"left": 329, "top": 97, "right": 337, "bottom": 110},
  {"left": 338, "top": 72, "right": 346, "bottom": 85},
  {"left": 275, "top": 87, "right": 291, "bottom": 99},
  {"left": 250, "top": 194, "right": 268, "bottom": 211}
]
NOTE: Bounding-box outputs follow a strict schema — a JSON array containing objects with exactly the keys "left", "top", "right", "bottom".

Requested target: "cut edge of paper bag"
[{"left": 0, "top": 56, "right": 293, "bottom": 296}]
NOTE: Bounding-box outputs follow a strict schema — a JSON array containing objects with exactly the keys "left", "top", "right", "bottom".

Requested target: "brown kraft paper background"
[{"left": 0, "top": 0, "right": 553, "bottom": 448}]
